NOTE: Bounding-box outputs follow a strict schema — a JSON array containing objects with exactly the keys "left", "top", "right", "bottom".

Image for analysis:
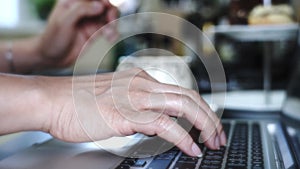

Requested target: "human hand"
[
  {"left": 40, "top": 68, "right": 226, "bottom": 157},
  {"left": 36, "top": 0, "right": 118, "bottom": 69}
]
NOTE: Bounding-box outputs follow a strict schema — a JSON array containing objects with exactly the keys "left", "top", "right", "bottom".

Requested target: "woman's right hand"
[{"left": 39, "top": 68, "right": 226, "bottom": 157}]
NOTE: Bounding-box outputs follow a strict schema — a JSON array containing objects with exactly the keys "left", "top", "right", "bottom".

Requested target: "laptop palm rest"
[{"left": 0, "top": 139, "right": 124, "bottom": 169}]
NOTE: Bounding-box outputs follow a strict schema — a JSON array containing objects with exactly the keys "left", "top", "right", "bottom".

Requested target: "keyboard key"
[
  {"left": 226, "top": 123, "right": 249, "bottom": 168},
  {"left": 228, "top": 158, "right": 247, "bottom": 165},
  {"left": 228, "top": 154, "right": 247, "bottom": 159},
  {"left": 226, "top": 162, "right": 247, "bottom": 168},
  {"left": 206, "top": 150, "right": 224, "bottom": 156},
  {"left": 177, "top": 157, "right": 198, "bottom": 164},
  {"left": 115, "top": 165, "right": 130, "bottom": 169},
  {"left": 204, "top": 155, "right": 223, "bottom": 160},
  {"left": 121, "top": 158, "right": 136, "bottom": 166},
  {"left": 133, "top": 160, "right": 147, "bottom": 167},
  {"left": 173, "top": 162, "right": 196, "bottom": 169},
  {"left": 199, "top": 164, "right": 220, "bottom": 169},
  {"left": 252, "top": 156, "right": 263, "bottom": 160},
  {"left": 251, "top": 123, "right": 264, "bottom": 169},
  {"left": 252, "top": 160, "right": 263, "bottom": 165},
  {"left": 252, "top": 163, "right": 264, "bottom": 167},
  {"left": 156, "top": 154, "right": 176, "bottom": 160},
  {"left": 146, "top": 159, "right": 173, "bottom": 169},
  {"left": 223, "top": 123, "right": 231, "bottom": 137},
  {"left": 202, "top": 159, "right": 222, "bottom": 166},
  {"left": 226, "top": 166, "right": 247, "bottom": 169},
  {"left": 116, "top": 122, "right": 266, "bottom": 169},
  {"left": 252, "top": 167, "right": 264, "bottom": 169}
]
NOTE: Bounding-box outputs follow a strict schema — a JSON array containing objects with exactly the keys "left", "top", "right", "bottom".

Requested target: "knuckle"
[
  {"left": 204, "top": 125, "right": 217, "bottom": 137},
  {"left": 115, "top": 119, "right": 134, "bottom": 136},
  {"left": 134, "top": 75, "right": 145, "bottom": 82},
  {"left": 134, "top": 68, "right": 154, "bottom": 80},
  {"left": 202, "top": 129, "right": 216, "bottom": 140},
  {"left": 172, "top": 93, "right": 183, "bottom": 101},
  {"left": 217, "top": 124, "right": 223, "bottom": 133},
  {"left": 180, "top": 95, "right": 192, "bottom": 108},
  {"left": 131, "top": 91, "right": 151, "bottom": 110},
  {"left": 191, "top": 90, "right": 200, "bottom": 98},
  {"left": 132, "top": 67, "right": 144, "bottom": 74},
  {"left": 198, "top": 115, "right": 211, "bottom": 130},
  {"left": 139, "top": 68, "right": 147, "bottom": 74},
  {"left": 70, "top": 2, "right": 82, "bottom": 11},
  {"left": 183, "top": 136, "right": 194, "bottom": 146},
  {"left": 155, "top": 115, "right": 171, "bottom": 132},
  {"left": 183, "top": 95, "right": 191, "bottom": 104}
]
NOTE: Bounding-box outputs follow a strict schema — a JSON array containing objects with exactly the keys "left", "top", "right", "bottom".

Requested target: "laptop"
[{"left": 0, "top": 63, "right": 300, "bottom": 169}]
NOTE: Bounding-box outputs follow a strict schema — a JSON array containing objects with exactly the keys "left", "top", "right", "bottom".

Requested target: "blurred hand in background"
[{"left": 37, "top": 0, "right": 119, "bottom": 69}]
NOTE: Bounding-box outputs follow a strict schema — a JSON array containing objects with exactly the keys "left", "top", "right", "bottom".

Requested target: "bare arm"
[
  {"left": 0, "top": 73, "right": 50, "bottom": 133},
  {"left": 0, "top": 69, "right": 226, "bottom": 157}
]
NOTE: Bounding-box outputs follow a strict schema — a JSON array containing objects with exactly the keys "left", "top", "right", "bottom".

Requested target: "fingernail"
[
  {"left": 220, "top": 131, "right": 227, "bottom": 146},
  {"left": 192, "top": 143, "right": 203, "bottom": 157},
  {"left": 215, "top": 136, "right": 220, "bottom": 149}
]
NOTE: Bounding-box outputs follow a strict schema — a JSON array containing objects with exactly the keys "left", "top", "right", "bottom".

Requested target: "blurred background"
[
  {"left": 0, "top": 0, "right": 300, "bottom": 94},
  {"left": 1, "top": 0, "right": 300, "bottom": 160},
  {"left": 0, "top": 0, "right": 300, "bottom": 164}
]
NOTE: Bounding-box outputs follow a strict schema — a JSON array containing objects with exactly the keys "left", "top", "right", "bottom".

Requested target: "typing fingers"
[
  {"left": 152, "top": 83, "right": 227, "bottom": 146},
  {"left": 131, "top": 113, "right": 203, "bottom": 157},
  {"left": 135, "top": 92, "right": 220, "bottom": 150}
]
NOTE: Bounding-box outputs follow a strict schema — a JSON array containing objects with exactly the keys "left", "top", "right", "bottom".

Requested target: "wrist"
[
  {"left": 30, "top": 36, "right": 55, "bottom": 70},
  {"left": 21, "top": 76, "right": 55, "bottom": 132},
  {"left": 9, "top": 37, "right": 46, "bottom": 73},
  {"left": 31, "top": 76, "right": 54, "bottom": 132},
  {"left": 34, "top": 76, "right": 73, "bottom": 133}
]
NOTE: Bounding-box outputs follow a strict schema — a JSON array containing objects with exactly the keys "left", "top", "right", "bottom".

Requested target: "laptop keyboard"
[{"left": 115, "top": 122, "right": 264, "bottom": 169}]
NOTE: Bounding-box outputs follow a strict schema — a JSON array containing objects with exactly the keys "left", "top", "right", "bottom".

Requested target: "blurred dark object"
[
  {"left": 287, "top": 48, "right": 300, "bottom": 98},
  {"left": 163, "top": 0, "right": 225, "bottom": 24},
  {"left": 30, "top": 0, "right": 56, "bottom": 20},
  {"left": 287, "top": 68, "right": 300, "bottom": 98},
  {"left": 214, "top": 33, "right": 298, "bottom": 91},
  {"left": 229, "top": 0, "right": 291, "bottom": 25},
  {"left": 195, "top": 0, "right": 223, "bottom": 22},
  {"left": 229, "top": 0, "right": 262, "bottom": 25}
]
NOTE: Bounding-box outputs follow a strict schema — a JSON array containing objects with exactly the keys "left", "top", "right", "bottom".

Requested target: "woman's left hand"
[{"left": 36, "top": 0, "right": 118, "bottom": 69}]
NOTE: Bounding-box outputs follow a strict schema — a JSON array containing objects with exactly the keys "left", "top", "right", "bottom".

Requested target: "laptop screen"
[
  {"left": 282, "top": 64, "right": 300, "bottom": 121},
  {"left": 281, "top": 59, "right": 300, "bottom": 166}
]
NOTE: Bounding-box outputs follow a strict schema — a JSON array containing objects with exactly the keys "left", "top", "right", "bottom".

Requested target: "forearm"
[
  {"left": 0, "top": 37, "right": 45, "bottom": 74},
  {"left": 0, "top": 73, "right": 50, "bottom": 134}
]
